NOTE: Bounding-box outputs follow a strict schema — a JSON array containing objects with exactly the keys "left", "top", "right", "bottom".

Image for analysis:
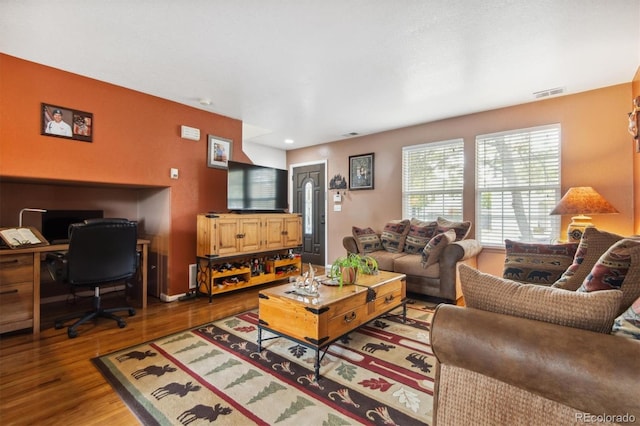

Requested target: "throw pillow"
[
  {"left": 552, "top": 227, "right": 623, "bottom": 291},
  {"left": 577, "top": 238, "right": 640, "bottom": 314},
  {"left": 503, "top": 240, "right": 578, "bottom": 285},
  {"left": 380, "top": 219, "right": 411, "bottom": 253},
  {"left": 403, "top": 219, "right": 438, "bottom": 254},
  {"left": 436, "top": 217, "right": 471, "bottom": 241},
  {"left": 459, "top": 264, "right": 623, "bottom": 333},
  {"left": 421, "top": 229, "right": 456, "bottom": 268},
  {"left": 612, "top": 296, "right": 640, "bottom": 340},
  {"left": 352, "top": 226, "right": 382, "bottom": 253}
]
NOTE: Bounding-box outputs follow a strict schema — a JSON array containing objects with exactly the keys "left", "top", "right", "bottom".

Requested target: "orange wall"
[
  {"left": 288, "top": 82, "right": 636, "bottom": 276},
  {"left": 0, "top": 53, "right": 249, "bottom": 296}
]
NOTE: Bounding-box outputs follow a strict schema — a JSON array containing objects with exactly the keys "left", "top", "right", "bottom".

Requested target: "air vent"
[
  {"left": 342, "top": 132, "right": 360, "bottom": 137},
  {"left": 533, "top": 87, "right": 565, "bottom": 99}
]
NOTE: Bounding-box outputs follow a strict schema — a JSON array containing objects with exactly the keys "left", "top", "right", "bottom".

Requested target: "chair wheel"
[
  {"left": 128, "top": 309, "right": 136, "bottom": 316},
  {"left": 118, "top": 320, "right": 127, "bottom": 328},
  {"left": 68, "top": 329, "right": 78, "bottom": 338}
]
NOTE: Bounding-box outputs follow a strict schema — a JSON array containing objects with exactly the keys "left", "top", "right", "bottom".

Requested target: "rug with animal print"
[{"left": 92, "top": 303, "right": 435, "bottom": 425}]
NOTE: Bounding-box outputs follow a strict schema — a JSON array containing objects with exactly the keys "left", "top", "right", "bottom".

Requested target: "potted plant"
[{"left": 330, "top": 253, "right": 379, "bottom": 286}]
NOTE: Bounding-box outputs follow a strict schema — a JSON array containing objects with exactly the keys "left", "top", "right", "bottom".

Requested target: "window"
[
  {"left": 476, "top": 124, "right": 561, "bottom": 246},
  {"left": 402, "top": 139, "right": 464, "bottom": 221}
]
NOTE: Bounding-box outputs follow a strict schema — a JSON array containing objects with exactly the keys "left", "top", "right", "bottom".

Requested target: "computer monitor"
[{"left": 41, "top": 209, "right": 104, "bottom": 243}]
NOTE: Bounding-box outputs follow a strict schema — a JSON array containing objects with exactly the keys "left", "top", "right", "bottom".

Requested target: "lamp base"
[{"left": 566, "top": 215, "right": 593, "bottom": 242}]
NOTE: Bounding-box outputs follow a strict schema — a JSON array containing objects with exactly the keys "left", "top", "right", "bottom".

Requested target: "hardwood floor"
[{"left": 0, "top": 286, "right": 270, "bottom": 425}]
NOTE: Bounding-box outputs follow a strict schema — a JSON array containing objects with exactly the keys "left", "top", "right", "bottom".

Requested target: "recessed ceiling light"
[
  {"left": 284, "top": 139, "right": 294, "bottom": 144},
  {"left": 342, "top": 132, "right": 360, "bottom": 137},
  {"left": 199, "top": 98, "right": 212, "bottom": 105}
]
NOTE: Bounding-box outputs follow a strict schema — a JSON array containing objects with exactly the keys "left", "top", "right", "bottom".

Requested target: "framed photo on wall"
[
  {"left": 207, "top": 135, "right": 233, "bottom": 169},
  {"left": 41, "top": 103, "right": 93, "bottom": 142},
  {"left": 349, "top": 152, "right": 374, "bottom": 190}
]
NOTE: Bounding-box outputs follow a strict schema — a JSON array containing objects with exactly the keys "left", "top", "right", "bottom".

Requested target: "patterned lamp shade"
[{"left": 550, "top": 187, "right": 619, "bottom": 242}]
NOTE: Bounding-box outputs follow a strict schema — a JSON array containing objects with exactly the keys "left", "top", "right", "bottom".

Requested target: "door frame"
[{"left": 289, "top": 159, "right": 328, "bottom": 268}]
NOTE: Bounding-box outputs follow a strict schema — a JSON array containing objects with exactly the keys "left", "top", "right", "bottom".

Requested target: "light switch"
[
  {"left": 170, "top": 168, "right": 179, "bottom": 179},
  {"left": 334, "top": 204, "right": 342, "bottom": 211}
]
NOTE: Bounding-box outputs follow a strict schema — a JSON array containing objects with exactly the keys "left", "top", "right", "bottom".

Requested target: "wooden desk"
[{"left": 0, "top": 239, "right": 149, "bottom": 336}]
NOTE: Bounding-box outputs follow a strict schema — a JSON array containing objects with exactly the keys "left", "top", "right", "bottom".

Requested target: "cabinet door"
[
  {"left": 264, "top": 216, "right": 286, "bottom": 250},
  {"left": 217, "top": 217, "right": 242, "bottom": 256},
  {"left": 238, "top": 217, "right": 262, "bottom": 253},
  {"left": 283, "top": 215, "right": 302, "bottom": 247}
]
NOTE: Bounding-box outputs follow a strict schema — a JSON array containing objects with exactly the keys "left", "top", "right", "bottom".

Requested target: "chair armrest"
[
  {"left": 45, "top": 252, "right": 68, "bottom": 282},
  {"left": 431, "top": 305, "right": 640, "bottom": 418}
]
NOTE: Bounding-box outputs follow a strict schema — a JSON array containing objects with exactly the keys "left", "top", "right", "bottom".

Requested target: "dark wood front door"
[{"left": 292, "top": 163, "right": 325, "bottom": 266}]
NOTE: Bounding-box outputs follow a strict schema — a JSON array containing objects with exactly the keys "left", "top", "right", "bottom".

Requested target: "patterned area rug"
[{"left": 92, "top": 302, "right": 436, "bottom": 425}]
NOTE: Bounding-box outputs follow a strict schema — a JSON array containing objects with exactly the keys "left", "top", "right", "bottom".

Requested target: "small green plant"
[{"left": 330, "top": 253, "right": 379, "bottom": 286}]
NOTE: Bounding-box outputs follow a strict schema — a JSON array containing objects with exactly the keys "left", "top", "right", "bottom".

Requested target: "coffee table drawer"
[
  {"left": 326, "top": 304, "right": 369, "bottom": 341},
  {"left": 371, "top": 278, "right": 404, "bottom": 315}
]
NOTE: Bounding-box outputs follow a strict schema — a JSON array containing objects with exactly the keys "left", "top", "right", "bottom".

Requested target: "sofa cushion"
[
  {"left": 380, "top": 219, "right": 410, "bottom": 253},
  {"left": 459, "top": 264, "right": 623, "bottom": 333},
  {"left": 403, "top": 219, "right": 438, "bottom": 254},
  {"left": 436, "top": 217, "right": 471, "bottom": 241},
  {"left": 577, "top": 238, "right": 640, "bottom": 314},
  {"left": 612, "top": 296, "right": 640, "bottom": 340},
  {"left": 352, "top": 226, "right": 382, "bottom": 253},
  {"left": 503, "top": 240, "right": 578, "bottom": 285},
  {"left": 394, "top": 253, "right": 440, "bottom": 278},
  {"left": 422, "top": 230, "right": 456, "bottom": 268},
  {"left": 552, "top": 227, "right": 624, "bottom": 291},
  {"left": 365, "top": 250, "right": 406, "bottom": 272}
]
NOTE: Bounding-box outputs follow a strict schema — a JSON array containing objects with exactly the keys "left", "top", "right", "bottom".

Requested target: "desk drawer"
[
  {"left": 0, "top": 281, "right": 34, "bottom": 330},
  {"left": 0, "top": 254, "right": 33, "bottom": 284}
]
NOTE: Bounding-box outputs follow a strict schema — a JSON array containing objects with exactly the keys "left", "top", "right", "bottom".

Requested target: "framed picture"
[
  {"left": 207, "top": 135, "right": 233, "bottom": 169},
  {"left": 41, "top": 103, "right": 93, "bottom": 142},
  {"left": 349, "top": 152, "right": 375, "bottom": 190}
]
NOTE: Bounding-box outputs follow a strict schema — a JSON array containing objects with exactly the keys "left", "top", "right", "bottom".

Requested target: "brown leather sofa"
[
  {"left": 343, "top": 236, "right": 482, "bottom": 303},
  {"left": 430, "top": 305, "right": 640, "bottom": 425}
]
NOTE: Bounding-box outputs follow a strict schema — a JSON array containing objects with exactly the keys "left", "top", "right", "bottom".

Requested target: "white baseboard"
[{"left": 160, "top": 292, "right": 185, "bottom": 302}]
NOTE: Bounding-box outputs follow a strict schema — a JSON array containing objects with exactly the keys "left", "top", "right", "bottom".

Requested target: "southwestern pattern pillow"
[
  {"left": 612, "top": 296, "right": 640, "bottom": 340},
  {"left": 436, "top": 217, "right": 471, "bottom": 241},
  {"left": 421, "top": 230, "right": 456, "bottom": 268},
  {"left": 459, "top": 264, "right": 622, "bottom": 333},
  {"left": 503, "top": 240, "right": 578, "bottom": 285},
  {"left": 380, "top": 219, "right": 410, "bottom": 253},
  {"left": 403, "top": 219, "right": 438, "bottom": 254},
  {"left": 577, "top": 238, "right": 640, "bottom": 313},
  {"left": 552, "top": 227, "right": 623, "bottom": 291},
  {"left": 352, "top": 226, "right": 382, "bottom": 254}
]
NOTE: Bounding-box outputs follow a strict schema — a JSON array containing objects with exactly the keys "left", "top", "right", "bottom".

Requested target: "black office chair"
[{"left": 46, "top": 218, "right": 138, "bottom": 338}]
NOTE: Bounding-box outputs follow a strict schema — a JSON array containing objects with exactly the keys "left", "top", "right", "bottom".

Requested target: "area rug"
[{"left": 92, "top": 302, "right": 436, "bottom": 425}]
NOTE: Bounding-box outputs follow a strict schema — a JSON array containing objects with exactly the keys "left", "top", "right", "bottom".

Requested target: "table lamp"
[
  {"left": 19, "top": 208, "right": 47, "bottom": 227},
  {"left": 549, "top": 187, "right": 618, "bottom": 242}
]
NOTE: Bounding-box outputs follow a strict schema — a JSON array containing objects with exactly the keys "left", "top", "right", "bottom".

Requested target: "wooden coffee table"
[{"left": 257, "top": 270, "right": 406, "bottom": 380}]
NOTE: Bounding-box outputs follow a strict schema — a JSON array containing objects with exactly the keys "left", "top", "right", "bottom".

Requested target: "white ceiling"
[{"left": 1, "top": 1, "right": 639, "bottom": 150}]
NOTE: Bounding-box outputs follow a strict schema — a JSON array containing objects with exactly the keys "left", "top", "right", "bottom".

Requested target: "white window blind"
[
  {"left": 402, "top": 139, "right": 464, "bottom": 221},
  {"left": 475, "top": 124, "right": 561, "bottom": 246}
]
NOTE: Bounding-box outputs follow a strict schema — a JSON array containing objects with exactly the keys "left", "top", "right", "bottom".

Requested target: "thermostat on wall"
[{"left": 181, "top": 125, "right": 200, "bottom": 141}]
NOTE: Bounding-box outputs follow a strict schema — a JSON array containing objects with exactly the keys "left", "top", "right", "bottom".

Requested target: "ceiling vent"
[
  {"left": 533, "top": 87, "right": 565, "bottom": 99},
  {"left": 342, "top": 132, "right": 360, "bottom": 137}
]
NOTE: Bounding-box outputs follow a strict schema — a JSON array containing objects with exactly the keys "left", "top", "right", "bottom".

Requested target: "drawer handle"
[
  {"left": 236, "top": 233, "right": 245, "bottom": 239},
  {"left": 384, "top": 295, "right": 395, "bottom": 304},
  {"left": 0, "top": 289, "right": 18, "bottom": 296},
  {"left": 0, "top": 259, "right": 19, "bottom": 265},
  {"left": 344, "top": 312, "right": 356, "bottom": 323}
]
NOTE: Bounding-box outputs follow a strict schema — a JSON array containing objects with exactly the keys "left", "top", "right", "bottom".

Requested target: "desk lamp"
[
  {"left": 549, "top": 187, "right": 618, "bottom": 242},
  {"left": 19, "top": 208, "right": 47, "bottom": 227}
]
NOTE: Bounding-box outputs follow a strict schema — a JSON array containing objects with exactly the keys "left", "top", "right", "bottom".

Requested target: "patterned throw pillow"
[
  {"left": 503, "top": 240, "right": 578, "bottom": 285},
  {"left": 577, "top": 238, "right": 640, "bottom": 313},
  {"left": 421, "top": 230, "right": 456, "bottom": 268},
  {"left": 459, "top": 264, "right": 623, "bottom": 333},
  {"left": 403, "top": 219, "right": 438, "bottom": 254},
  {"left": 552, "top": 227, "right": 623, "bottom": 291},
  {"left": 380, "top": 219, "right": 410, "bottom": 253},
  {"left": 612, "top": 296, "right": 640, "bottom": 340},
  {"left": 352, "top": 226, "right": 382, "bottom": 253},
  {"left": 436, "top": 217, "right": 471, "bottom": 241}
]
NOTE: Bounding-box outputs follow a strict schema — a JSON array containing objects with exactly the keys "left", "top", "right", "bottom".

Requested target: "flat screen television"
[
  {"left": 41, "top": 209, "right": 104, "bottom": 243},
  {"left": 227, "top": 161, "right": 289, "bottom": 213}
]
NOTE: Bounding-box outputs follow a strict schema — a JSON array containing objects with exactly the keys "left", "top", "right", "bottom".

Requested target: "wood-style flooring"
[{"left": 0, "top": 283, "right": 281, "bottom": 425}]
